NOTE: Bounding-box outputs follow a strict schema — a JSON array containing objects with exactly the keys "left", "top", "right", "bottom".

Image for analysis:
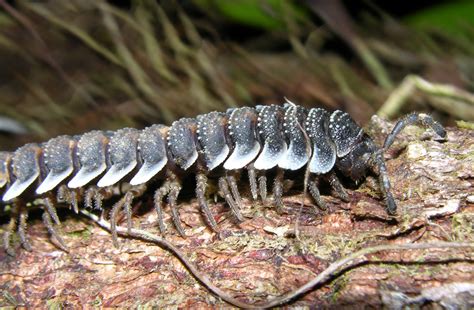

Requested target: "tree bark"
[{"left": 1, "top": 117, "right": 473, "bottom": 308}]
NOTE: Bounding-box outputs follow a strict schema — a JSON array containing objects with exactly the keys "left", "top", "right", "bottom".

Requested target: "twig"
[
  {"left": 378, "top": 74, "right": 474, "bottom": 120},
  {"left": 80, "top": 209, "right": 474, "bottom": 309},
  {"left": 79, "top": 209, "right": 254, "bottom": 309},
  {"left": 256, "top": 241, "right": 473, "bottom": 308}
]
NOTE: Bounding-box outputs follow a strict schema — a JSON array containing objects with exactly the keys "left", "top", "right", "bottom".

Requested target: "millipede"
[{"left": 0, "top": 100, "right": 446, "bottom": 255}]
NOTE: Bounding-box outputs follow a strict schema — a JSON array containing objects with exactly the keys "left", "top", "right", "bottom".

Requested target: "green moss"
[
  {"left": 452, "top": 212, "right": 474, "bottom": 242},
  {"left": 327, "top": 273, "right": 350, "bottom": 303},
  {"left": 66, "top": 226, "right": 92, "bottom": 241},
  {"left": 46, "top": 297, "right": 64, "bottom": 310},
  {"left": 89, "top": 296, "right": 102, "bottom": 307},
  {"left": 456, "top": 120, "right": 474, "bottom": 130}
]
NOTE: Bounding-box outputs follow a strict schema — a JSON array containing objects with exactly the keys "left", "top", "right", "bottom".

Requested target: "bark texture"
[{"left": 0, "top": 117, "right": 473, "bottom": 308}]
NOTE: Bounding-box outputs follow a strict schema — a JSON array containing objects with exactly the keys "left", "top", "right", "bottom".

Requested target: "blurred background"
[{"left": 0, "top": 0, "right": 473, "bottom": 150}]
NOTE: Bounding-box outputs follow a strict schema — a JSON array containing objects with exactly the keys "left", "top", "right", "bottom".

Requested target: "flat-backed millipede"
[{"left": 0, "top": 100, "right": 446, "bottom": 254}]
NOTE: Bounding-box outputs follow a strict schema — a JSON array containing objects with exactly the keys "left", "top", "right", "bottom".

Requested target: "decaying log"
[{"left": 0, "top": 116, "right": 473, "bottom": 308}]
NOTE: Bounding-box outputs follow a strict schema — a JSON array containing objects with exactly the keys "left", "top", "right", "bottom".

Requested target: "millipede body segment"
[{"left": 0, "top": 101, "right": 446, "bottom": 254}]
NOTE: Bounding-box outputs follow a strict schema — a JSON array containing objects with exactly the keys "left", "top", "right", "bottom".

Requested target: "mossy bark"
[{"left": 0, "top": 118, "right": 473, "bottom": 308}]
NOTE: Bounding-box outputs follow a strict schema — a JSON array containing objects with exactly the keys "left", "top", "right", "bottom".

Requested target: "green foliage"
[
  {"left": 405, "top": 0, "right": 474, "bottom": 37},
  {"left": 193, "top": 0, "right": 308, "bottom": 29}
]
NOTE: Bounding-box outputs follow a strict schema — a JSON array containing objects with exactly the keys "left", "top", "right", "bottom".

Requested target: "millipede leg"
[
  {"left": 70, "top": 190, "right": 79, "bottom": 214},
  {"left": 308, "top": 178, "right": 327, "bottom": 211},
  {"left": 326, "top": 172, "right": 349, "bottom": 202},
  {"left": 84, "top": 187, "right": 95, "bottom": 209},
  {"left": 94, "top": 190, "right": 104, "bottom": 210},
  {"left": 372, "top": 151, "right": 397, "bottom": 215},
  {"left": 57, "top": 185, "right": 79, "bottom": 214},
  {"left": 168, "top": 181, "right": 185, "bottom": 237},
  {"left": 154, "top": 181, "right": 171, "bottom": 233},
  {"left": 273, "top": 169, "right": 284, "bottom": 211},
  {"left": 44, "top": 196, "right": 61, "bottom": 226},
  {"left": 218, "top": 177, "right": 244, "bottom": 222},
  {"left": 196, "top": 173, "right": 218, "bottom": 230},
  {"left": 247, "top": 165, "right": 258, "bottom": 200},
  {"left": 56, "top": 185, "right": 67, "bottom": 203},
  {"left": 123, "top": 191, "right": 134, "bottom": 234},
  {"left": 227, "top": 175, "right": 243, "bottom": 207},
  {"left": 3, "top": 216, "right": 16, "bottom": 256},
  {"left": 109, "top": 198, "right": 124, "bottom": 248},
  {"left": 259, "top": 175, "right": 267, "bottom": 202},
  {"left": 18, "top": 208, "right": 32, "bottom": 251},
  {"left": 42, "top": 211, "right": 67, "bottom": 251}
]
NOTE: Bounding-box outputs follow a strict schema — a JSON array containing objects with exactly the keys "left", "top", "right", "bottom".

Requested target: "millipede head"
[{"left": 335, "top": 134, "right": 377, "bottom": 182}]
